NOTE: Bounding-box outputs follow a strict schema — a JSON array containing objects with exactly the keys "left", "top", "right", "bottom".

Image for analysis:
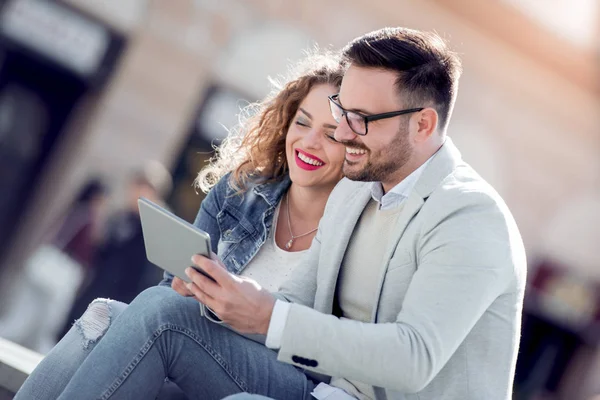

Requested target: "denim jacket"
[{"left": 159, "top": 173, "right": 291, "bottom": 286}]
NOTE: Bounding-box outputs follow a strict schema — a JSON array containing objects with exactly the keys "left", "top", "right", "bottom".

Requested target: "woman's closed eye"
[
  {"left": 295, "top": 118, "right": 310, "bottom": 128},
  {"left": 324, "top": 132, "right": 340, "bottom": 143},
  {"left": 295, "top": 117, "right": 339, "bottom": 142}
]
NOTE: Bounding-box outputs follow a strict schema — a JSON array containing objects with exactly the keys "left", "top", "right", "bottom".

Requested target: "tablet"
[{"left": 138, "top": 197, "right": 213, "bottom": 283}]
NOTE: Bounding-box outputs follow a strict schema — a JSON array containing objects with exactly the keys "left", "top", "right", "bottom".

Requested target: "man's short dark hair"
[{"left": 342, "top": 27, "right": 462, "bottom": 133}]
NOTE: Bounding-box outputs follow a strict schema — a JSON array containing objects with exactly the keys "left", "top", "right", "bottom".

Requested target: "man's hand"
[
  {"left": 171, "top": 276, "right": 194, "bottom": 297},
  {"left": 184, "top": 254, "right": 276, "bottom": 335},
  {"left": 171, "top": 252, "right": 223, "bottom": 297}
]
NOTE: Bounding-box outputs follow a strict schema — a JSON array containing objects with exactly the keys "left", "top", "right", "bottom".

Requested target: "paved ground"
[{"left": 0, "top": 386, "right": 14, "bottom": 400}]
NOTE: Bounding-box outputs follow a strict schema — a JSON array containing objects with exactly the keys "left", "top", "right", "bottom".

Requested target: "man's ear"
[{"left": 413, "top": 108, "right": 438, "bottom": 142}]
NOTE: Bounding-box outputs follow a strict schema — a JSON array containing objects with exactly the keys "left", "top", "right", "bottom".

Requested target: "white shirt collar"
[{"left": 370, "top": 157, "right": 433, "bottom": 209}]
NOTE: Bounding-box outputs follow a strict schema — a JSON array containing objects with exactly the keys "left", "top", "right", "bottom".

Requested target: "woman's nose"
[{"left": 302, "top": 128, "right": 322, "bottom": 149}]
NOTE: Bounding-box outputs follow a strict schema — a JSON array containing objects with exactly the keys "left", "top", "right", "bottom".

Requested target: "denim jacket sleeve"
[{"left": 157, "top": 174, "right": 229, "bottom": 287}]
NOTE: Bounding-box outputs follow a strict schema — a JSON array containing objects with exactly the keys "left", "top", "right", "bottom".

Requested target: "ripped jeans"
[
  {"left": 14, "top": 299, "right": 127, "bottom": 399},
  {"left": 14, "top": 297, "right": 186, "bottom": 400},
  {"left": 14, "top": 286, "right": 316, "bottom": 400}
]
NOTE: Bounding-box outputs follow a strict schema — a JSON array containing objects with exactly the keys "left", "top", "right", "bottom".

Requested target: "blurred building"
[{"left": 0, "top": 0, "right": 598, "bottom": 398}]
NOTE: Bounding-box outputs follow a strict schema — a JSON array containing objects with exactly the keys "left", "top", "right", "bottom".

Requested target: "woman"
[{"left": 15, "top": 52, "right": 345, "bottom": 400}]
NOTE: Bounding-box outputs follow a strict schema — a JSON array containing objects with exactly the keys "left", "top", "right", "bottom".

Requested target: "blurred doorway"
[{"left": 0, "top": 0, "right": 125, "bottom": 262}]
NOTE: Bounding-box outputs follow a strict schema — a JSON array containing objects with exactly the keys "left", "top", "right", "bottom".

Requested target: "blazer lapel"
[
  {"left": 370, "top": 138, "right": 464, "bottom": 322},
  {"left": 316, "top": 183, "right": 372, "bottom": 314}
]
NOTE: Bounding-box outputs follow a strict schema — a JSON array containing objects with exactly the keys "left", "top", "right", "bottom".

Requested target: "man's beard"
[{"left": 341, "top": 125, "right": 412, "bottom": 183}]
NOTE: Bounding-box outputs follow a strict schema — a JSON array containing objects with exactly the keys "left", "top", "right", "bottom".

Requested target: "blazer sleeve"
[{"left": 274, "top": 190, "right": 522, "bottom": 393}]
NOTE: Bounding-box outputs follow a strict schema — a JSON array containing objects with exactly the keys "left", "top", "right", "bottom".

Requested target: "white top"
[{"left": 240, "top": 202, "right": 307, "bottom": 292}]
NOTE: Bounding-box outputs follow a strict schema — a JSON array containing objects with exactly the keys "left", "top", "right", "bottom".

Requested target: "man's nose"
[{"left": 334, "top": 117, "right": 356, "bottom": 143}]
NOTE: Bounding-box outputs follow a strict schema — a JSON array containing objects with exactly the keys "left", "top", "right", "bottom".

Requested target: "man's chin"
[{"left": 343, "top": 164, "right": 369, "bottom": 182}]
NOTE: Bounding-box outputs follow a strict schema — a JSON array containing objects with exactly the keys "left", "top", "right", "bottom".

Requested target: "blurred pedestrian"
[
  {"left": 58, "top": 162, "right": 172, "bottom": 341},
  {"left": 0, "top": 178, "right": 109, "bottom": 353}
]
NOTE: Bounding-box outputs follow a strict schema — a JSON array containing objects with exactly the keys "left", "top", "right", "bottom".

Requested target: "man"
[{"left": 186, "top": 27, "right": 526, "bottom": 399}]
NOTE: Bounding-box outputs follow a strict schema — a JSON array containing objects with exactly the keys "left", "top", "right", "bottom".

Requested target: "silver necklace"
[{"left": 284, "top": 191, "right": 318, "bottom": 250}]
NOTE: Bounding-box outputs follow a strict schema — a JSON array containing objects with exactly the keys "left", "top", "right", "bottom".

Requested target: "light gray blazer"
[{"left": 274, "top": 138, "right": 527, "bottom": 400}]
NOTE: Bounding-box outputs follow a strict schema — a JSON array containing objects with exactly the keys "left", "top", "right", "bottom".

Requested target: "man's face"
[{"left": 333, "top": 65, "right": 414, "bottom": 189}]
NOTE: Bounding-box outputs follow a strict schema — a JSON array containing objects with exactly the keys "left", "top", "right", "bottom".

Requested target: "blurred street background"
[{"left": 0, "top": 0, "right": 599, "bottom": 399}]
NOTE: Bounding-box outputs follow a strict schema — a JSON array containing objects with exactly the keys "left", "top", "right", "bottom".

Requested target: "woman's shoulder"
[
  {"left": 211, "top": 173, "right": 290, "bottom": 212},
  {"left": 248, "top": 174, "right": 291, "bottom": 205}
]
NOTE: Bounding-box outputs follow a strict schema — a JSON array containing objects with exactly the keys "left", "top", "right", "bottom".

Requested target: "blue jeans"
[
  {"left": 38, "top": 286, "right": 315, "bottom": 399},
  {"left": 15, "top": 298, "right": 187, "bottom": 400},
  {"left": 15, "top": 299, "right": 126, "bottom": 399}
]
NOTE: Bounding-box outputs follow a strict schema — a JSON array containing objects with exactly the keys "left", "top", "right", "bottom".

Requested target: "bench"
[{"left": 0, "top": 337, "right": 44, "bottom": 396}]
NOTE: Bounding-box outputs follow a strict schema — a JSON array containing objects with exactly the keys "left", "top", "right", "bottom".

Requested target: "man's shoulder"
[
  {"left": 424, "top": 162, "right": 516, "bottom": 230},
  {"left": 437, "top": 163, "right": 504, "bottom": 206}
]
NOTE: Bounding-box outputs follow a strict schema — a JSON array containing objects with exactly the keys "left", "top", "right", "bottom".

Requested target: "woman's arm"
[{"left": 157, "top": 175, "right": 230, "bottom": 287}]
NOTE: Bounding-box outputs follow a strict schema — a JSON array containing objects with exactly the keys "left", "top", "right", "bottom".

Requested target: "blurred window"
[{"left": 168, "top": 85, "right": 254, "bottom": 223}]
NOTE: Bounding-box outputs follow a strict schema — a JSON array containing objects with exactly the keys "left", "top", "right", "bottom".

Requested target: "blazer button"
[{"left": 292, "top": 355, "right": 318, "bottom": 368}]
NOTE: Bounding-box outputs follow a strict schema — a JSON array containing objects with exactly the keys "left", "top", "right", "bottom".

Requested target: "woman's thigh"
[{"left": 58, "top": 287, "right": 315, "bottom": 400}]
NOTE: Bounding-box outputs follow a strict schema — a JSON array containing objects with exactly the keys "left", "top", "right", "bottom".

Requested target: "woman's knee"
[
  {"left": 127, "top": 286, "right": 204, "bottom": 331},
  {"left": 74, "top": 298, "right": 128, "bottom": 349},
  {"left": 221, "top": 394, "right": 274, "bottom": 400},
  {"left": 133, "top": 286, "right": 189, "bottom": 315}
]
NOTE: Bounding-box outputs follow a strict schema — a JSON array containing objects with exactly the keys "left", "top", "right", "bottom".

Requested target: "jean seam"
[{"left": 99, "top": 323, "right": 249, "bottom": 399}]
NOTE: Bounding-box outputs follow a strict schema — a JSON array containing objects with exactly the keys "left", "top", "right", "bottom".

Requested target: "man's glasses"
[{"left": 328, "top": 94, "right": 424, "bottom": 136}]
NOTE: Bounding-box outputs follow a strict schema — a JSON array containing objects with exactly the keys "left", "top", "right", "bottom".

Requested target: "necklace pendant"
[{"left": 285, "top": 238, "right": 294, "bottom": 250}]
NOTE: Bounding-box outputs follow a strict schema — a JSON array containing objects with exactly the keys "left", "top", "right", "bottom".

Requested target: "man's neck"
[{"left": 381, "top": 142, "right": 442, "bottom": 194}]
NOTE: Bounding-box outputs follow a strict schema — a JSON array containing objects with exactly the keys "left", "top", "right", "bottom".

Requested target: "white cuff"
[{"left": 265, "top": 300, "right": 291, "bottom": 349}]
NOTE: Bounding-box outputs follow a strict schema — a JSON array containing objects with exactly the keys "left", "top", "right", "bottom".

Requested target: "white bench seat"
[{"left": 0, "top": 337, "right": 43, "bottom": 394}]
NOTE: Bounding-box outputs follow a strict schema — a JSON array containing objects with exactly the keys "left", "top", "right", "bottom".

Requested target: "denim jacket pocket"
[
  {"left": 220, "top": 223, "right": 251, "bottom": 244},
  {"left": 217, "top": 206, "right": 256, "bottom": 244}
]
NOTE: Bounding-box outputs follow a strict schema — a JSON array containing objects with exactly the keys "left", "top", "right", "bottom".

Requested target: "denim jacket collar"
[{"left": 252, "top": 175, "right": 292, "bottom": 207}]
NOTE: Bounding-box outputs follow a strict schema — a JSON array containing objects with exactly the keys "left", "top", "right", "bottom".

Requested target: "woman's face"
[{"left": 285, "top": 84, "right": 345, "bottom": 192}]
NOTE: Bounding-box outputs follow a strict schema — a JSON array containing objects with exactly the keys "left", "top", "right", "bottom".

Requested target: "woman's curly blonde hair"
[{"left": 195, "top": 51, "right": 345, "bottom": 193}]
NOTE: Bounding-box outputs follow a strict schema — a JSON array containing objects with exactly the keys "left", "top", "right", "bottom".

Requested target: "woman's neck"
[{"left": 286, "top": 183, "right": 334, "bottom": 226}]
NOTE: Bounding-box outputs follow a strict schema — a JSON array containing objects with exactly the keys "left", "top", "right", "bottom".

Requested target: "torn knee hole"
[{"left": 75, "top": 298, "right": 113, "bottom": 346}]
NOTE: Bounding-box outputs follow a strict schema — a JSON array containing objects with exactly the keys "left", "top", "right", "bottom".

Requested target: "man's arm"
[
  {"left": 183, "top": 219, "right": 324, "bottom": 333},
  {"left": 273, "top": 193, "right": 524, "bottom": 393}
]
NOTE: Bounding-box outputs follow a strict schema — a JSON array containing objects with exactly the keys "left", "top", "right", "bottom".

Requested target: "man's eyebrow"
[{"left": 337, "top": 96, "right": 373, "bottom": 115}]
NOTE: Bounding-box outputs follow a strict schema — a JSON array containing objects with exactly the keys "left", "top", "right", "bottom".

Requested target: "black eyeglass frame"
[{"left": 328, "top": 94, "right": 424, "bottom": 136}]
